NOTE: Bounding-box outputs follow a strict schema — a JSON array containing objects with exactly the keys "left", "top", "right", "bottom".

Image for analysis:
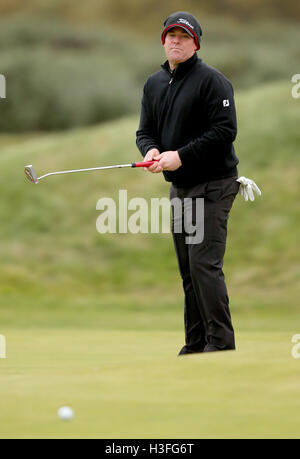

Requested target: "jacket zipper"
[{"left": 157, "top": 68, "right": 176, "bottom": 125}]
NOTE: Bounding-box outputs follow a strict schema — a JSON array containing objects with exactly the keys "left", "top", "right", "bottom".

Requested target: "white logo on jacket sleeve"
[{"left": 223, "top": 99, "right": 230, "bottom": 107}]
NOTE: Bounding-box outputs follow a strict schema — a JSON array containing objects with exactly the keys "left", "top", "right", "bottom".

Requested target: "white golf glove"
[{"left": 236, "top": 176, "right": 262, "bottom": 202}]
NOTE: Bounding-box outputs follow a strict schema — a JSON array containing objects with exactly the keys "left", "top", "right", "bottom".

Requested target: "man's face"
[{"left": 164, "top": 27, "right": 197, "bottom": 69}]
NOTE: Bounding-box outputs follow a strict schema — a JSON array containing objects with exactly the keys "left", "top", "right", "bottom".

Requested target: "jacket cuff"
[{"left": 178, "top": 145, "right": 194, "bottom": 167}]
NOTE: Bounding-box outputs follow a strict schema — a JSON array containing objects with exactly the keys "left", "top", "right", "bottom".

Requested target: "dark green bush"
[
  {"left": 0, "top": 15, "right": 299, "bottom": 132},
  {"left": 0, "top": 16, "right": 161, "bottom": 132}
]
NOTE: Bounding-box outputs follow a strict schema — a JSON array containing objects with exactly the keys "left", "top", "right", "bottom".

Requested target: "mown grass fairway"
[{"left": 1, "top": 328, "right": 299, "bottom": 439}]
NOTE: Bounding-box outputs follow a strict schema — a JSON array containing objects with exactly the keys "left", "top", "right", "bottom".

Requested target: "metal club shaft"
[{"left": 38, "top": 163, "right": 133, "bottom": 181}]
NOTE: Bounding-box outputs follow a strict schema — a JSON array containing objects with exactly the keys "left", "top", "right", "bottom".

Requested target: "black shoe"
[
  {"left": 203, "top": 344, "right": 235, "bottom": 352},
  {"left": 178, "top": 345, "right": 204, "bottom": 356}
]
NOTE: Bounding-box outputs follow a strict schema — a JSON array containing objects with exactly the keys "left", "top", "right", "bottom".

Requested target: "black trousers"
[{"left": 170, "top": 175, "right": 240, "bottom": 354}]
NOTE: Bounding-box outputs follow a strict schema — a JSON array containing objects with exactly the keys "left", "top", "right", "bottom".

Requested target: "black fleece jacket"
[{"left": 136, "top": 53, "right": 239, "bottom": 187}]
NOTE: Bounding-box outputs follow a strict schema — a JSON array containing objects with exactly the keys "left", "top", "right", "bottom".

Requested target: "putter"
[{"left": 24, "top": 160, "right": 159, "bottom": 184}]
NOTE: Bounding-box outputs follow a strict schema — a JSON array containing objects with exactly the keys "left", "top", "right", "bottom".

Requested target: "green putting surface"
[{"left": 1, "top": 328, "right": 299, "bottom": 439}]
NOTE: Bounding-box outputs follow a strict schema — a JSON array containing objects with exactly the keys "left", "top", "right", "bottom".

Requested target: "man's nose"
[{"left": 171, "top": 35, "right": 180, "bottom": 42}]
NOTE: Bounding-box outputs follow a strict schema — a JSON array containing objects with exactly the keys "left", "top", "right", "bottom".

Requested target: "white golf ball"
[{"left": 57, "top": 406, "right": 74, "bottom": 421}]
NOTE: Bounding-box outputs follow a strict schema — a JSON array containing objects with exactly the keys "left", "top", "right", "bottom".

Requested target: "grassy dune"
[
  {"left": 0, "top": 79, "right": 299, "bottom": 330},
  {"left": 0, "top": 80, "right": 299, "bottom": 438}
]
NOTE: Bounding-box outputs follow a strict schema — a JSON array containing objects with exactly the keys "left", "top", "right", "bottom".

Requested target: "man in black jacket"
[{"left": 136, "top": 11, "right": 240, "bottom": 354}]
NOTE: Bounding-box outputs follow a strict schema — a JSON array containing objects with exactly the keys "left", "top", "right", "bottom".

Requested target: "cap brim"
[{"left": 166, "top": 24, "right": 194, "bottom": 37}]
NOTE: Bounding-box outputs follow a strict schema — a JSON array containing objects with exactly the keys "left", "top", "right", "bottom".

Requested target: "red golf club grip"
[{"left": 132, "top": 160, "right": 159, "bottom": 168}]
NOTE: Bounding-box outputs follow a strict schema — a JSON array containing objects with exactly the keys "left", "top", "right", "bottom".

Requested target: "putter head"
[{"left": 25, "top": 165, "right": 38, "bottom": 184}]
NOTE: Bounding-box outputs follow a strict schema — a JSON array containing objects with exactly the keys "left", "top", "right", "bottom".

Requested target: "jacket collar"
[{"left": 161, "top": 52, "right": 200, "bottom": 78}]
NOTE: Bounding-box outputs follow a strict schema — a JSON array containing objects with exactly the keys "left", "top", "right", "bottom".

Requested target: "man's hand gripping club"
[{"left": 143, "top": 149, "right": 182, "bottom": 172}]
